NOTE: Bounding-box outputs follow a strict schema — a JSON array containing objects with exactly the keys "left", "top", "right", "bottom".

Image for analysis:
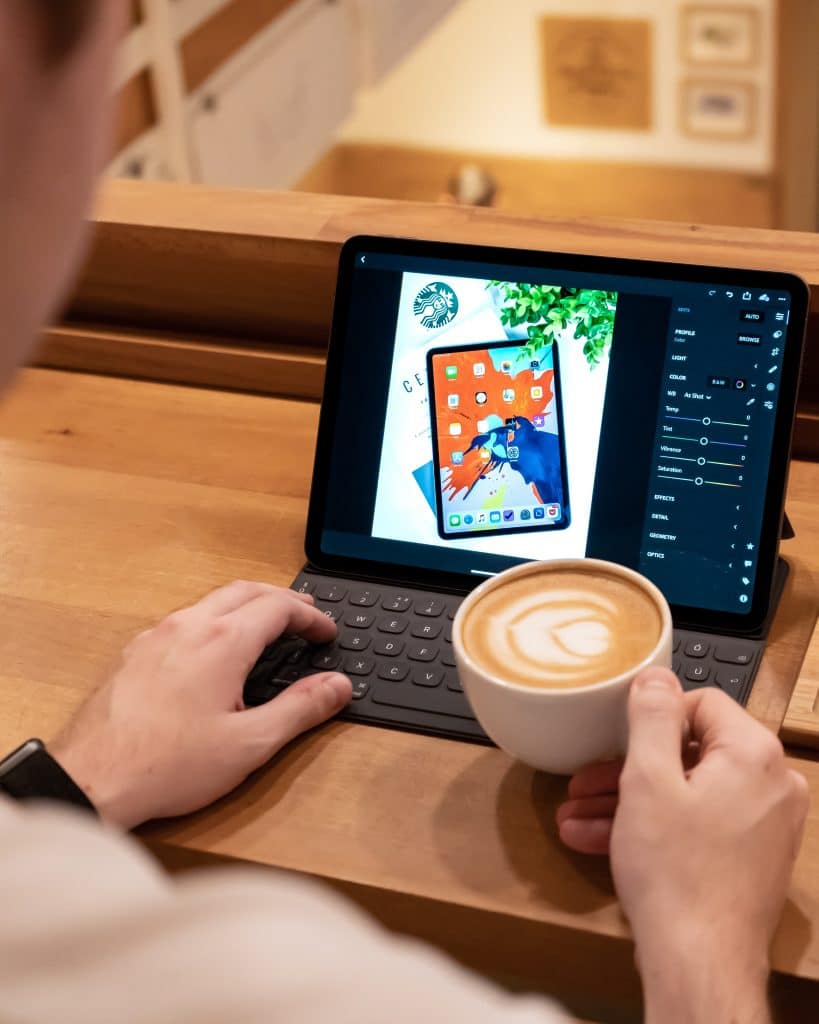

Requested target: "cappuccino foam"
[{"left": 462, "top": 568, "right": 662, "bottom": 690}]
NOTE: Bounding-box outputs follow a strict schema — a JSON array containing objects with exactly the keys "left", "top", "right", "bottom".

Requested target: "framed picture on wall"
[
  {"left": 680, "top": 5, "right": 760, "bottom": 67},
  {"left": 680, "top": 79, "right": 757, "bottom": 140}
]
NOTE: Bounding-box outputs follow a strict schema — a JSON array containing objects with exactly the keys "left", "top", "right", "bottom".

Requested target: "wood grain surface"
[{"left": 0, "top": 368, "right": 817, "bottom": 1019}]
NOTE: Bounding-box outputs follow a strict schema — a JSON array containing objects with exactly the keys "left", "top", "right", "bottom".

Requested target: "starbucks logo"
[{"left": 414, "top": 282, "right": 458, "bottom": 330}]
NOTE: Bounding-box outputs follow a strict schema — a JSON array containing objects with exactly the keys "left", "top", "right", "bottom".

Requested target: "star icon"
[{"left": 746, "top": 543, "right": 755, "bottom": 551}]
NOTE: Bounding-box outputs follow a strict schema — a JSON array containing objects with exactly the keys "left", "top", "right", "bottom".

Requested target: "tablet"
[{"left": 306, "top": 236, "right": 808, "bottom": 635}]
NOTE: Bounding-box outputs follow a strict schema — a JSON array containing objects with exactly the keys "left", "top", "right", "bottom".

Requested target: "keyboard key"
[
  {"left": 443, "top": 624, "right": 453, "bottom": 643},
  {"left": 372, "top": 682, "right": 476, "bottom": 720},
  {"left": 284, "top": 641, "right": 309, "bottom": 664},
  {"left": 714, "top": 643, "right": 754, "bottom": 666},
  {"left": 685, "top": 639, "right": 710, "bottom": 659},
  {"left": 383, "top": 595, "right": 411, "bottom": 612},
  {"left": 442, "top": 650, "right": 457, "bottom": 668},
  {"left": 272, "top": 666, "right": 303, "bottom": 685},
  {"left": 340, "top": 633, "right": 371, "bottom": 652},
  {"left": 416, "top": 600, "right": 444, "bottom": 618},
  {"left": 378, "top": 662, "right": 409, "bottom": 682},
  {"left": 346, "top": 612, "right": 374, "bottom": 629},
  {"left": 350, "top": 588, "right": 380, "bottom": 607},
  {"left": 244, "top": 682, "right": 280, "bottom": 707},
  {"left": 715, "top": 668, "right": 748, "bottom": 691},
  {"left": 351, "top": 679, "right": 370, "bottom": 701},
  {"left": 408, "top": 644, "right": 438, "bottom": 662},
  {"left": 446, "top": 674, "right": 463, "bottom": 693},
  {"left": 378, "top": 617, "right": 407, "bottom": 635},
  {"left": 316, "top": 583, "right": 347, "bottom": 602},
  {"left": 673, "top": 636, "right": 681, "bottom": 653},
  {"left": 346, "top": 655, "right": 374, "bottom": 676},
  {"left": 413, "top": 668, "right": 443, "bottom": 688},
  {"left": 311, "top": 649, "right": 341, "bottom": 671},
  {"left": 685, "top": 663, "right": 710, "bottom": 684},
  {"left": 374, "top": 638, "right": 404, "bottom": 657},
  {"left": 293, "top": 577, "right": 315, "bottom": 595},
  {"left": 318, "top": 607, "right": 342, "bottom": 624},
  {"left": 411, "top": 621, "right": 442, "bottom": 640}
]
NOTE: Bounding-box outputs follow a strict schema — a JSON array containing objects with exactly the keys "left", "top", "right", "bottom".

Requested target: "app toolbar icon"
[
  {"left": 503, "top": 509, "right": 514, "bottom": 522},
  {"left": 445, "top": 365, "right": 458, "bottom": 380},
  {"left": 534, "top": 507, "right": 545, "bottom": 520},
  {"left": 449, "top": 515, "right": 461, "bottom": 528},
  {"left": 475, "top": 391, "right": 488, "bottom": 405},
  {"left": 490, "top": 511, "right": 502, "bottom": 524},
  {"left": 507, "top": 446, "right": 520, "bottom": 460},
  {"left": 451, "top": 451, "right": 464, "bottom": 465},
  {"left": 448, "top": 394, "right": 459, "bottom": 408},
  {"left": 520, "top": 509, "right": 531, "bottom": 521},
  {"left": 473, "top": 362, "right": 485, "bottom": 377}
]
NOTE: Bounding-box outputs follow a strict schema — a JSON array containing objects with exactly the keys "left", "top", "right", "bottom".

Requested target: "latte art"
[{"left": 462, "top": 569, "right": 663, "bottom": 689}]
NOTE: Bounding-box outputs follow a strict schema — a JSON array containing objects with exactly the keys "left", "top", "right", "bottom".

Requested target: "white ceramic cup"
[{"left": 453, "top": 558, "right": 673, "bottom": 775}]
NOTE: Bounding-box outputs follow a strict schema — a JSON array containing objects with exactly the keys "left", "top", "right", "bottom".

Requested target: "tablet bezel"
[{"left": 305, "top": 235, "right": 809, "bottom": 635}]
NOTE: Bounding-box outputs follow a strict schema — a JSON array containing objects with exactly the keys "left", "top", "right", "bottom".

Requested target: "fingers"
[
  {"left": 557, "top": 794, "right": 618, "bottom": 827},
  {"left": 227, "top": 591, "right": 338, "bottom": 661},
  {"left": 557, "top": 815, "right": 614, "bottom": 856},
  {"left": 244, "top": 673, "right": 352, "bottom": 753},
  {"left": 623, "top": 668, "right": 687, "bottom": 785},
  {"left": 685, "top": 686, "right": 774, "bottom": 755},
  {"left": 568, "top": 759, "right": 623, "bottom": 800},
  {"left": 193, "top": 581, "right": 314, "bottom": 617}
]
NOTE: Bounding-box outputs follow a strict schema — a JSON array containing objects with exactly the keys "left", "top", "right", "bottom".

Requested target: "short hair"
[{"left": 31, "top": 0, "right": 98, "bottom": 64}]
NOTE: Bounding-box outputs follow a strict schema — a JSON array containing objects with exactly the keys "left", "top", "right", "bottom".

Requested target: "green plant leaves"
[{"left": 489, "top": 280, "right": 617, "bottom": 368}]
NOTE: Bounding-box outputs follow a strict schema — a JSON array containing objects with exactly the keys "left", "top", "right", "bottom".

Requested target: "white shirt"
[{"left": 0, "top": 799, "right": 568, "bottom": 1023}]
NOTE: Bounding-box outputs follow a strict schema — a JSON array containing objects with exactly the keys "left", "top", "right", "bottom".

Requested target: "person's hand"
[
  {"left": 556, "top": 670, "right": 809, "bottom": 1024},
  {"left": 49, "top": 582, "right": 352, "bottom": 830}
]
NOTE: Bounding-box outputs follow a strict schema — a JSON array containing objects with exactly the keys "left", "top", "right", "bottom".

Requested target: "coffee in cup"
[
  {"left": 460, "top": 567, "right": 663, "bottom": 691},
  {"left": 453, "top": 559, "right": 672, "bottom": 774}
]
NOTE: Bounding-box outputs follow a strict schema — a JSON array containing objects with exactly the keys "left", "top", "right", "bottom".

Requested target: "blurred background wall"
[{"left": 112, "top": 0, "right": 819, "bottom": 230}]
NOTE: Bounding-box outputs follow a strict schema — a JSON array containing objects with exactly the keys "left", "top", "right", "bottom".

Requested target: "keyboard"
[{"left": 243, "top": 571, "right": 764, "bottom": 744}]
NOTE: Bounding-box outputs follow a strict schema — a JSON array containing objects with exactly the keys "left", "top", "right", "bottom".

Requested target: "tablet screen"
[{"left": 309, "top": 238, "right": 807, "bottom": 631}]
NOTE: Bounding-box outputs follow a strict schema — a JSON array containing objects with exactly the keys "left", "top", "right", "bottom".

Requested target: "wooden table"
[{"left": 1, "top": 366, "right": 817, "bottom": 1022}]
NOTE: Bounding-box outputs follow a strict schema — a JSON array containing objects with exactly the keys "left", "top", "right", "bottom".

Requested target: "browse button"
[{"left": 737, "top": 332, "right": 762, "bottom": 346}]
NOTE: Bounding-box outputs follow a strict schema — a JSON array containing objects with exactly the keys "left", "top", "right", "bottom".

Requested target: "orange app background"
[{"left": 432, "top": 347, "right": 555, "bottom": 502}]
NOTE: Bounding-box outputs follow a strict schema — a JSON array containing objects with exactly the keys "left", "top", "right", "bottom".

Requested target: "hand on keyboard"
[{"left": 50, "top": 581, "right": 352, "bottom": 828}]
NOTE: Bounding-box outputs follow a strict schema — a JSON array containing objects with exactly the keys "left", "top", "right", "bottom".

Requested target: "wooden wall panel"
[
  {"left": 114, "top": 69, "right": 156, "bottom": 153},
  {"left": 181, "top": 0, "right": 301, "bottom": 92},
  {"left": 296, "top": 142, "right": 777, "bottom": 229}
]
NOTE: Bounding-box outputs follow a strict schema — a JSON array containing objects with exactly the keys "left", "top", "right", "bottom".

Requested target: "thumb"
[
  {"left": 624, "top": 668, "right": 686, "bottom": 782},
  {"left": 245, "top": 673, "right": 352, "bottom": 756}
]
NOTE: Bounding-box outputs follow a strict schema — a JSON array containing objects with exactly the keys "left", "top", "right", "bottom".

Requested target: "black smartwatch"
[{"left": 0, "top": 739, "right": 97, "bottom": 814}]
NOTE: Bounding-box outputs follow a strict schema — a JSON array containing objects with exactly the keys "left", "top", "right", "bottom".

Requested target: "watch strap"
[{"left": 0, "top": 739, "right": 97, "bottom": 814}]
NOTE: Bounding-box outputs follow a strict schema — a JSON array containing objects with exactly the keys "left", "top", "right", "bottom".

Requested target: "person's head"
[{"left": 0, "top": 0, "right": 125, "bottom": 389}]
